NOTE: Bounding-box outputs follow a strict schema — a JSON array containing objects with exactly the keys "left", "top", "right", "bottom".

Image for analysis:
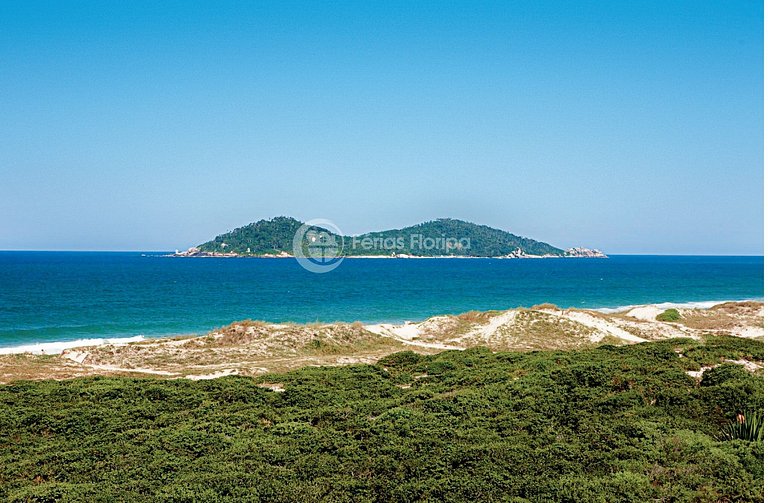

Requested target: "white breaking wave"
[
  {"left": 594, "top": 298, "right": 763, "bottom": 314},
  {"left": 0, "top": 335, "right": 146, "bottom": 355}
]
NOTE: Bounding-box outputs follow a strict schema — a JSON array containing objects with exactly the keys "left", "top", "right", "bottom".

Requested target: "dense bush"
[
  {"left": 0, "top": 336, "right": 762, "bottom": 502},
  {"left": 656, "top": 308, "right": 682, "bottom": 322}
]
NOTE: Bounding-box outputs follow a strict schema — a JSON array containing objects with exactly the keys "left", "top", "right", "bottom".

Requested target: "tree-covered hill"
[
  {"left": 197, "top": 216, "right": 305, "bottom": 255},
  {"left": 0, "top": 336, "right": 762, "bottom": 501},
  {"left": 191, "top": 216, "right": 568, "bottom": 257},
  {"left": 351, "top": 218, "right": 563, "bottom": 256}
]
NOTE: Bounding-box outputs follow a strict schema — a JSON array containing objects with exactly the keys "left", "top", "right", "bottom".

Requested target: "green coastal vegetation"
[
  {"left": 657, "top": 309, "right": 683, "bottom": 322},
  {"left": 0, "top": 336, "right": 762, "bottom": 502},
  {"left": 194, "top": 216, "right": 567, "bottom": 257},
  {"left": 198, "top": 216, "right": 305, "bottom": 256}
]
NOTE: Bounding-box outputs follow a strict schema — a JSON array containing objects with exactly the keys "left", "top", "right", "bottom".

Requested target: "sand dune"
[{"left": 0, "top": 301, "right": 761, "bottom": 383}]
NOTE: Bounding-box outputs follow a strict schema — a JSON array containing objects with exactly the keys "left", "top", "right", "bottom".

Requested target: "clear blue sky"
[{"left": 0, "top": 0, "right": 762, "bottom": 254}]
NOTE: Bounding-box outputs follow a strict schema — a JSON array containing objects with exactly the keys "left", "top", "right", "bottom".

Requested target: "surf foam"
[{"left": 0, "top": 335, "right": 146, "bottom": 355}]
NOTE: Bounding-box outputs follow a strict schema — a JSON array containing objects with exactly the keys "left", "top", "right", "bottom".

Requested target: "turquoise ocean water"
[{"left": 0, "top": 252, "right": 762, "bottom": 351}]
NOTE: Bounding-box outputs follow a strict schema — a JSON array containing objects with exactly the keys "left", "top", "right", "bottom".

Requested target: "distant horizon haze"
[{"left": 0, "top": 212, "right": 763, "bottom": 258}]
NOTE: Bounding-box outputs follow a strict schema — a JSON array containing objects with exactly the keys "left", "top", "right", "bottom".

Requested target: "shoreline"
[
  {"left": 0, "top": 297, "right": 761, "bottom": 356},
  {"left": 167, "top": 253, "right": 609, "bottom": 259}
]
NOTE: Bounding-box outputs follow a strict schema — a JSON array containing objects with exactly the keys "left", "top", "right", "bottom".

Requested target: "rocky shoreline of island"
[{"left": 169, "top": 246, "right": 607, "bottom": 259}]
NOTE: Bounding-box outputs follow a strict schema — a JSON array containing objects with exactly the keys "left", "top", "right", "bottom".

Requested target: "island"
[{"left": 172, "top": 216, "right": 606, "bottom": 258}]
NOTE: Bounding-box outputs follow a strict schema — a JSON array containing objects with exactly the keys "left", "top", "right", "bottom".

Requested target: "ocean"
[{"left": 0, "top": 252, "right": 762, "bottom": 352}]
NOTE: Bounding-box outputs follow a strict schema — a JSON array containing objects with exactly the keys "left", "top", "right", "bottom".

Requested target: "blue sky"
[{"left": 0, "top": 0, "right": 762, "bottom": 254}]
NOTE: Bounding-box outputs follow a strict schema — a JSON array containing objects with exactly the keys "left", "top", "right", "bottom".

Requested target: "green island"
[
  {"left": 0, "top": 335, "right": 762, "bottom": 502},
  {"left": 175, "top": 216, "right": 604, "bottom": 258}
]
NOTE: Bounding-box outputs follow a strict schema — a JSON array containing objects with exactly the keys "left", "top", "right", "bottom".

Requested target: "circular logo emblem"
[{"left": 292, "top": 219, "right": 345, "bottom": 273}]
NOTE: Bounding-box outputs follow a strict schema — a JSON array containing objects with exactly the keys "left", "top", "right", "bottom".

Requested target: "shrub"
[
  {"left": 0, "top": 337, "right": 762, "bottom": 501},
  {"left": 701, "top": 363, "right": 752, "bottom": 387},
  {"left": 656, "top": 308, "right": 682, "bottom": 322}
]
